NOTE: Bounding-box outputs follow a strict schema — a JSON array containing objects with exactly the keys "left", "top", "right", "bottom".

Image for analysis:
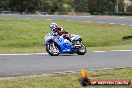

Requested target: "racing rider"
[{"left": 49, "top": 23, "right": 71, "bottom": 42}]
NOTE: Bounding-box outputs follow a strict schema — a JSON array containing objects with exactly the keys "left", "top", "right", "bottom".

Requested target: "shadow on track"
[{"left": 59, "top": 54, "right": 77, "bottom": 56}]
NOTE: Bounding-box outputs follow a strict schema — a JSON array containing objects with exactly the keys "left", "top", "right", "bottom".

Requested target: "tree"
[
  {"left": 0, "top": 0, "right": 9, "bottom": 11},
  {"left": 41, "top": 0, "right": 72, "bottom": 14},
  {"left": 127, "top": 5, "right": 132, "bottom": 12},
  {"left": 88, "top": 0, "right": 124, "bottom": 14},
  {"left": 0, "top": 0, "right": 125, "bottom": 14},
  {"left": 41, "top": 0, "right": 60, "bottom": 13},
  {"left": 9, "top": 0, "right": 40, "bottom": 13},
  {"left": 73, "top": 0, "right": 89, "bottom": 12}
]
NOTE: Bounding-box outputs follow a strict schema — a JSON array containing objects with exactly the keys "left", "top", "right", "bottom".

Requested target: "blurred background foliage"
[{"left": 0, "top": 0, "right": 132, "bottom": 15}]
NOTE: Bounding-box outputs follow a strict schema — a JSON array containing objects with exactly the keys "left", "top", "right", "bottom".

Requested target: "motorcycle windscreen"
[{"left": 71, "top": 35, "right": 80, "bottom": 41}]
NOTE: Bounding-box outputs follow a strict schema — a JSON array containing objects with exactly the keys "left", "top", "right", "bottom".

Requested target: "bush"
[
  {"left": 91, "top": 12, "right": 132, "bottom": 16},
  {"left": 127, "top": 5, "right": 132, "bottom": 12}
]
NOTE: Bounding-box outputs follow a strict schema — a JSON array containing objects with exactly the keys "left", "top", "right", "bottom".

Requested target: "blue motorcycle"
[{"left": 44, "top": 32, "right": 86, "bottom": 56}]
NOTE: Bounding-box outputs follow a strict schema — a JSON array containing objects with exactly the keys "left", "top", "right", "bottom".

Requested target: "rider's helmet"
[{"left": 49, "top": 23, "right": 58, "bottom": 31}]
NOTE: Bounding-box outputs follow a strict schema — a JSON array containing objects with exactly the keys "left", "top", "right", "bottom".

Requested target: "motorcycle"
[{"left": 44, "top": 32, "right": 86, "bottom": 56}]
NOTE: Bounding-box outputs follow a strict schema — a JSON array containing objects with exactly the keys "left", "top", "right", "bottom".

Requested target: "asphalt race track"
[
  {"left": 0, "top": 14, "right": 132, "bottom": 25},
  {"left": 0, "top": 51, "right": 132, "bottom": 77},
  {"left": 0, "top": 14, "right": 132, "bottom": 77}
]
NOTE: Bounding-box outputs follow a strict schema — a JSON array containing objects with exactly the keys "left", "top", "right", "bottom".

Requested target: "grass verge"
[
  {"left": 0, "top": 68, "right": 132, "bottom": 88},
  {"left": 0, "top": 18, "right": 132, "bottom": 53}
]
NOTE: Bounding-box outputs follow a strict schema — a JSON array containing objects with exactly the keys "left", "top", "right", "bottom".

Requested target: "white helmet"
[{"left": 49, "top": 23, "right": 58, "bottom": 31}]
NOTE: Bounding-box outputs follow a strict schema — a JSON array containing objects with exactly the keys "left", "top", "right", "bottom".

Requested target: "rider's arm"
[{"left": 59, "top": 27, "right": 68, "bottom": 34}]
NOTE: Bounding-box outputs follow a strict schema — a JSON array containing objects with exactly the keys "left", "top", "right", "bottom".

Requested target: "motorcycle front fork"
[{"left": 51, "top": 43, "right": 58, "bottom": 52}]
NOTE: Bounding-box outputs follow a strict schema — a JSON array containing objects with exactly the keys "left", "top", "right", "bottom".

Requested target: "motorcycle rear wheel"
[{"left": 76, "top": 43, "right": 86, "bottom": 55}]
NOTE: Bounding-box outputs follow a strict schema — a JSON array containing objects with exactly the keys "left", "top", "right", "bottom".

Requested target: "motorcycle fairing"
[
  {"left": 52, "top": 35, "right": 72, "bottom": 53},
  {"left": 71, "top": 35, "right": 81, "bottom": 41}
]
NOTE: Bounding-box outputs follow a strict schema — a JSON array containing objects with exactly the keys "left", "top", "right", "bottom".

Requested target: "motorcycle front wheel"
[{"left": 46, "top": 43, "right": 60, "bottom": 56}]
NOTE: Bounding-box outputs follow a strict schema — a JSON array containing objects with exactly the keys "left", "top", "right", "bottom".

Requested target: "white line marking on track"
[
  {"left": 79, "top": 16, "right": 93, "bottom": 17},
  {"left": 109, "top": 23, "right": 115, "bottom": 24},
  {"left": 93, "top": 68, "right": 113, "bottom": 70},
  {"left": 111, "top": 50, "right": 132, "bottom": 52},
  {"left": 64, "top": 71, "right": 75, "bottom": 73},
  {"left": 45, "top": 19, "right": 53, "bottom": 20},
  {"left": 52, "top": 72, "right": 64, "bottom": 74},
  {"left": 118, "top": 17, "right": 126, "bottom": 18},
  {"left": 121, "top": 24, "right": 125, "bottom": 25},
  {"left": 26, "top": 18, "right": 31, "bottom": 19},
  {"left": 93, "top": 51, "right": 107, "bottom": 52},
  {"left": 82, "top": 21, "right": 92, "bottom": 22},
  {"left": 128, "top": 66, "right": 132, "bottom": 68},
  {"left": 0, "top": 53, "right": 48, "bottom": 56},
  {"left": 0, "top": 50, "right": 132, "bottom": 55}
]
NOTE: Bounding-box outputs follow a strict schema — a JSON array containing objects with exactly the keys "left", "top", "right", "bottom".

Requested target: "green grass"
[
  {"left": 0, "top": 68, "right": 132, "bottom": 88},
  {"left": 0, "top": 18, "right": 132, "bottom": 53}
]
